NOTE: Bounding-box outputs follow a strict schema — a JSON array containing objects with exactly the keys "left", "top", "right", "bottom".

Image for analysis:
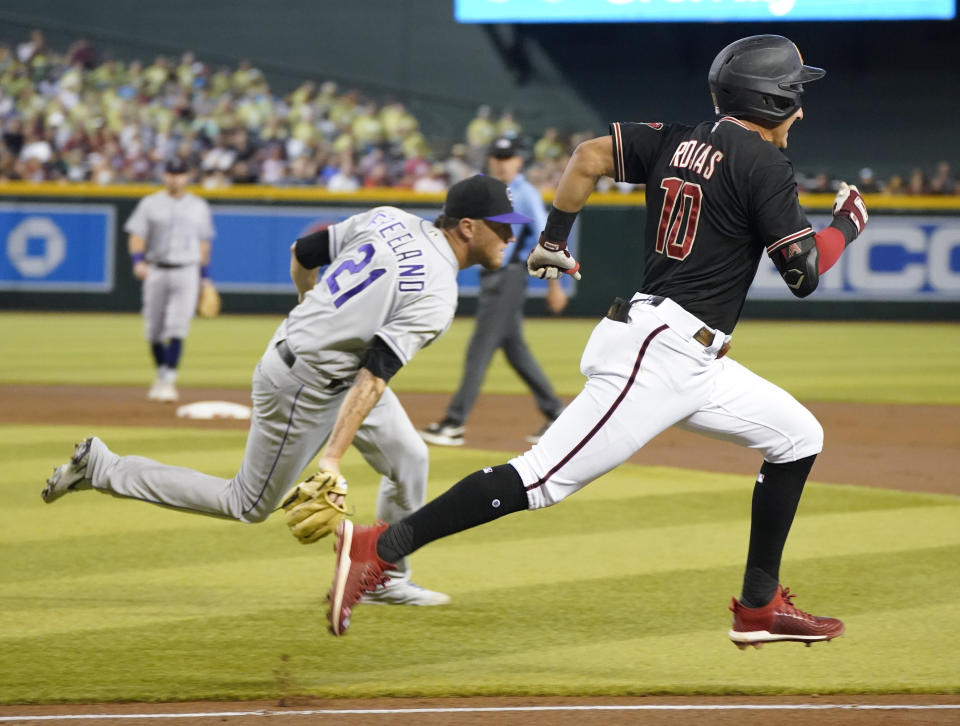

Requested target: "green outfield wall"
[{"left": 1, "top": 183, "right": 959, "bottom": 320}]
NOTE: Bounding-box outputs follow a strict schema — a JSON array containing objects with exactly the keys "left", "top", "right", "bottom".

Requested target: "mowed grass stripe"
[
  {"left": 6, "top": 475, "right": 957, "bottom": 585},
  {"left": 5, "top": 500, "right": 958, "bottom": 619},
  {"left": 8, "top": 477, "right": 951, "bottom": 560},
  {"left": 2, "top": 548, "right": 958, "bottom": 701}
]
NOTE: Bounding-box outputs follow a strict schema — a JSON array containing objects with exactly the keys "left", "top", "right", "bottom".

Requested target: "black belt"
[
  {"left": 153, "top": 262, "right": 189, "bottom": 269},
  {"left": 276, "top": 339, "right": 296, "bottom": 368},
  {"left": 276, "top": 339, "right": 349, "bottom": 391},
  {"left": 605, "top": 296, "right": 730, "bottom": 359}
]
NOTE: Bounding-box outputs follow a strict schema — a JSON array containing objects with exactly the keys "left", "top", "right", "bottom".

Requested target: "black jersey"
[{"left": 610, "top": 117, "right": 814, "bottom": 333}]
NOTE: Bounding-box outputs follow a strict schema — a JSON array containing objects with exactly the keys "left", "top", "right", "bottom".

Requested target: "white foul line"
[{"left": 0, "top": 704, "right": 958, "bottom": 721}]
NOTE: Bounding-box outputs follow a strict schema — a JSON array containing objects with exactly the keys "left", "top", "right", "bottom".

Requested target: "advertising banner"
[{"left": 0, "top": 203, "right": 115, "bottom": 292}]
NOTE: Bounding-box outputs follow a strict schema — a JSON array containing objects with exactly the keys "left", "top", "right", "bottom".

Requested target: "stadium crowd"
[{"left": 1, "top": 30, "right": 956, "bottom": 196}]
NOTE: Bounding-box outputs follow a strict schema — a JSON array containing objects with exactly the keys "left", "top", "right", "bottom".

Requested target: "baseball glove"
[
  {"left": 280, "top": 470, "right": 349, "bottom": 544},
  {"left": 196, "top": 281, "right": 221, "bottom": 318}
]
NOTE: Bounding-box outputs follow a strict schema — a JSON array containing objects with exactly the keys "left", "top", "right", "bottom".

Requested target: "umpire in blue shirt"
[{"left": 420, "top": 136, "right": 566, "bottom": 447}]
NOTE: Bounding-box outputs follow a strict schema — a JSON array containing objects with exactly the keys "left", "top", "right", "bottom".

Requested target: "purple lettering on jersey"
[
  {"left": 386, "top": 232, "right": 415, "bottom": 248},
  {"left": 399, "top": 264, "right": 424, "bottom": 277},
  {"left": 326, "top": 242, "right": 387, "bottom": 308},
  {"left": 398, "top": 280, "right": 425, "bottom": 292},
  {"left": 378, "top": 220, "right": 407, "bottom": 237},
  {"left": 395, "top": 249, "right": 423, "bottom": 262},
  {"left": 367, "top": 211, "right": 391, "bottom": 227}
]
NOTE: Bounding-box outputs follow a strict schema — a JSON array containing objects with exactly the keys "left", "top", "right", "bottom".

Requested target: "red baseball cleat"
[
  {"left": 728, "top": 585, "right": 845, "bottom": 649},
  {"left": 327, "top": 520, "right": 393, "bottom": 636}
]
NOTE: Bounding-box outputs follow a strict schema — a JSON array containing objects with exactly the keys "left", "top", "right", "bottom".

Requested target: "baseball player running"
[
  {"left": 326, "top": 35, "right": 869, "bottom": 644},
  {"left": 125, "top": 159, "right": 215, "bottom": 402},
  {"left": 44, "top": 175, "right": 530, "bottom": 607}
]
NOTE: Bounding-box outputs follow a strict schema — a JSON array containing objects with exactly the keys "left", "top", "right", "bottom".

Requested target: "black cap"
[
  {"left": 488, "top": 135, "right": 521, "bottom": 159},
  {"left": 443, "top": 174, "right": 532, "bottom": 225},
  {"left": 164, "top": 159, "right": 190, "bottom": 174}
]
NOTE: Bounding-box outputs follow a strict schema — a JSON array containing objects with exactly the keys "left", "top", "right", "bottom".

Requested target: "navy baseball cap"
[
  {"left": 488, "top": 135, "right": 521, "bottom": 159},
  {"left": 443, "top": 174, "right": 531, "bottom": 225},
  {"left": 164, "top": 159, "right": 190, "bottom": 174}
]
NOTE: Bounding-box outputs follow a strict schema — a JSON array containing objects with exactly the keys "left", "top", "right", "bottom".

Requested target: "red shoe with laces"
[
  {"left": 327, "top": 520, "right": 393, "bottom": 636},
  {"left": 728, "top": 585, "right": 845, "bottom": 649}
]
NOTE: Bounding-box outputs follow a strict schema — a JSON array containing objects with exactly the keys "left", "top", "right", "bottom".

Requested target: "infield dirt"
[{"left": 4, "top": 383, "right": 958, "bottom": 496}]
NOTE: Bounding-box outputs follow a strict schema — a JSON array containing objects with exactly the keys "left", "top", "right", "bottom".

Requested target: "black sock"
[
  {"left": 164, "top": 338, "right": 183, "bottom": 369},
  {"left": 740, "top": 454, "right": 817, "bottom": 607},
  {"left": 151, "top": 342, "right": 165, "bottom": 367},
  {"left": 377, "top": 464, "right": 528, "bottom": 563}
]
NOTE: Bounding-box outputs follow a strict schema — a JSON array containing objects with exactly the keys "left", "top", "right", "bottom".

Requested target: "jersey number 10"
[{"left": 656, "top": 177, "right": 703, "bottom": 261}]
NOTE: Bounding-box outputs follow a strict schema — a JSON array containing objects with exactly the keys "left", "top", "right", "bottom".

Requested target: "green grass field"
[
  {"left": 2, "top": 312, "right": 959, "bottom": 403},
  {"left": 1, "top": 312, "right": 958, "bottom": 703}
]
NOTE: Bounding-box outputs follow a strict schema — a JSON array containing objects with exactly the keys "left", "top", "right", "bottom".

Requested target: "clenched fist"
[{"left": 527, "top": 232, "right": 582, "bottom": 281}]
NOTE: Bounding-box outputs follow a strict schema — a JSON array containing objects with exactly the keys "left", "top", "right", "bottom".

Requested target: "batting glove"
[
  {"left": 527, "top": 232, "right": 582, "bottom": 281},
  {"left": 832, "top": 182, "right": 869, "bottom": 239}
]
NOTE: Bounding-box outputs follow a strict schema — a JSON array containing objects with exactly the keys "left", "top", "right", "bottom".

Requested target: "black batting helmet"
[{"left": 708, "top": 35, "right": 825, "bottom": 123}]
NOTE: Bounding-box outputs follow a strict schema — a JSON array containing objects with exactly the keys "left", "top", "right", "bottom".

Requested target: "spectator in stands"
[
  {"left": 0, "top": 32, "right": 951, "bottom": 195},
  {"left": 259, "top": 142, "right": 287, "bottom": 184},
  {"left": 65, "top": 38, "right": 98, "bottom": 70},
  {"left": 444, "top": 142, "right": 477, "bottom": 184},
  {"left": 326, "top": 151, "right": 360, "bottom": 191},
  {"left": 2, "top": 117, "right": 25, "bottom": 157},
  {"left": 495, "top": 109, "right": 521, "bottom": 138},
  {"left": 929, "top": 161, "right": 956, "bottom": 195},
  {"left": 465, "top": 104, "right": 496, "bottom": 166},
  {"left": 381, "top": 101, "right": 418, "bottom": 147},
  {"left": 533, "top": 126, "right": 564, "bottom": 163},
  {"left": 351, "top": 103, "right": 384, "bottom": 152},
  {"left": 413, "top": 162, "right": 448, "bottom": 193},
  {"left": 808, "top": 172, "right": 835, "bottom": 193},
  {"left": 884, "top": 175, "right": 904, "bottom": 195},
  {"left": 17, "top": 29, "right": 46, "bottom": 64},
  {"left": 907, "top": 168, "right": 928, "bottom": 195},
  {"left": 857, "top": 167, "right": 882, "bottom": 193}
]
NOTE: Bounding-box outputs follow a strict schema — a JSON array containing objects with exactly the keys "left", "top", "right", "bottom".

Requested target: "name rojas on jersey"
[
  {"left": 669, "top": 139, "right": 724, "bottom": 180},
  {"left": 366, "top": 208, "right": 427, "bottom": 292}
]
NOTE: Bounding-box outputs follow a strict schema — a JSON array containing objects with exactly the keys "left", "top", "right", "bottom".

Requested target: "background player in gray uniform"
[
  {"left": 125, "top": 159, "right": 215, "bottom": 402},
  {"left": 326, "top": 35, "right": 870, "bottom": 645},
  {"left": 420, "top": 136, "right": 566, "bottom": 447},
  {"left": 43, "top": 175, "right": 530, "bottom": 607}
]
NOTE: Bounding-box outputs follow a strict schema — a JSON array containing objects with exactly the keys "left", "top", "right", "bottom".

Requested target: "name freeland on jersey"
[{"left": 281, "top": 206, "right": 459, "bottom": 383}]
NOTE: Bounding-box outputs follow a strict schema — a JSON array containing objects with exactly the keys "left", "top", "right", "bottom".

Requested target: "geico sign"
[{"left": 752, "top": 217, "right": 960, "bottom": 299}]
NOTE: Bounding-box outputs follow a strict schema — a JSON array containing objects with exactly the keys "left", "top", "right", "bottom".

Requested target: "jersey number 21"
[{"left": 325, "top": 243, "right": 386, "bottom": 308}]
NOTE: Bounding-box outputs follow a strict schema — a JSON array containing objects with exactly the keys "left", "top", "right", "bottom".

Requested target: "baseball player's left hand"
[
  {"left": 527, "top": 232, "right": 582, "bottom": 281},
  {"left": 832, "top": 182, "right": 868, "bottom": 239},
  {"left": 280, "top": 469, "right": 349, "bottom": 544}
]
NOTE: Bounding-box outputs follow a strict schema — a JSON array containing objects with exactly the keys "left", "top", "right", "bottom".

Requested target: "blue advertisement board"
[
  {"left": 455, "top": 0, "right": 955, "bottom": 22},
  {"left": 0, "top": 203, "right": 115, "bottom": 292},
  {"left": 749, "top": 216, "right": 960, "bottom": 301},
  {"left": 210, "top": 205, "right": 578, "bottom": 297}
]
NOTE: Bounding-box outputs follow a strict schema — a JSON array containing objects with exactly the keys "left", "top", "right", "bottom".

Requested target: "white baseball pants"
[{"left": 511, "top": 294, "right": 824, "bottom": 510}]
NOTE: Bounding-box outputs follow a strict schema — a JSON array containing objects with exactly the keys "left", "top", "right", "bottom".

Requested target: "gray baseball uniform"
[
  {"left": 85, "top": 206, "right": 458, "bottom": 581},
  {"left": 124, "top": 190, "right": 215, "bottom": 341}
]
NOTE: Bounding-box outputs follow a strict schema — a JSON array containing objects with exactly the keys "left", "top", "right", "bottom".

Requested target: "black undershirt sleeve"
[
  {"left": 294, "top": 229, "right": 332, "bottom": 269},
  {"left": 360, "top": 336, "right": 404, "bottom": 382}
]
